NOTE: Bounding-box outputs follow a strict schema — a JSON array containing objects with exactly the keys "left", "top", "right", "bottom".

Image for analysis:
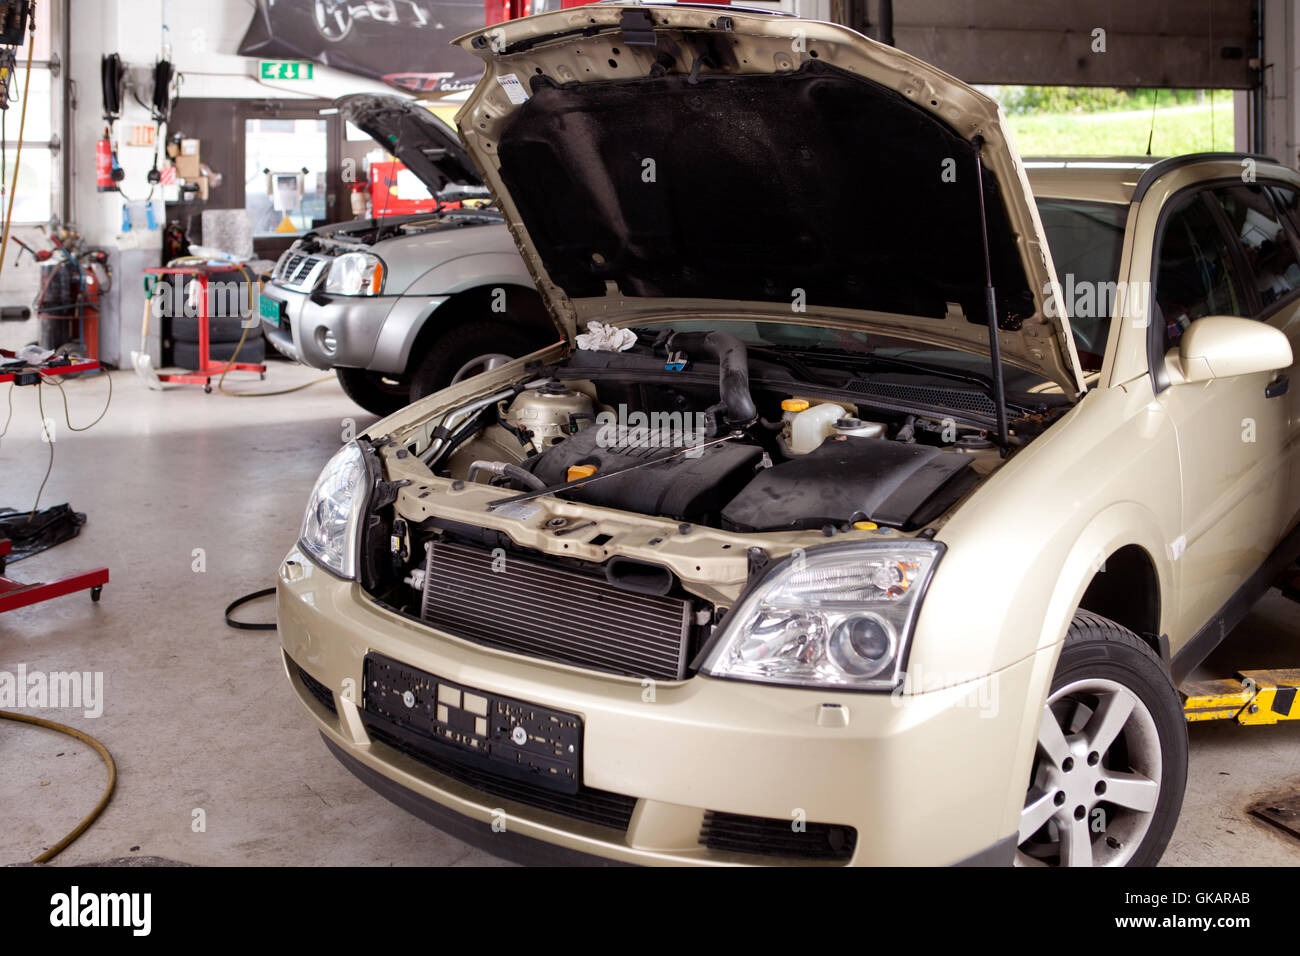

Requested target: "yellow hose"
[{"left": 0, "top": 709, "right": 117, "bottom": 863}]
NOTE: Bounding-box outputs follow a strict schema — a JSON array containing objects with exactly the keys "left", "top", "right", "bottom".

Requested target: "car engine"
[{"left": 427, "top": 329, "right": 1018, "bottom": 534}]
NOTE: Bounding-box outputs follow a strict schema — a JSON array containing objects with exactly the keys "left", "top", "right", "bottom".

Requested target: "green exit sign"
[{"left": 259, "top": 61, "right": 314, "bottom": 81}]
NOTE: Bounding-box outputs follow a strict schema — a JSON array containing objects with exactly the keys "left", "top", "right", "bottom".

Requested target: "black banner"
[{"left": 238, "top": 0, "right": 486, "bottom": 94}]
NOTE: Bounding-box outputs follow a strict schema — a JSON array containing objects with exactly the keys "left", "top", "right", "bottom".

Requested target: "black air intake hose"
[{"left": 666, "top": 330, "right": 757, "bottom": 425}]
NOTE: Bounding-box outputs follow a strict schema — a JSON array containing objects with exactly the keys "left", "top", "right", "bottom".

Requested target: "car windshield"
[{"left": 1034, "top": 198, "right": 1128, "bottom": 370}]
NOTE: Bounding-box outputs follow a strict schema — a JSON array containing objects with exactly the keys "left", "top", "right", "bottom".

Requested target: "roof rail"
[{"left": 1132, "top": 152, "right": 1281, "bottom": 201}]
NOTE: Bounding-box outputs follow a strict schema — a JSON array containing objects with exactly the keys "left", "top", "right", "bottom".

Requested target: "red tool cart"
[
  {"left": 144, "top": 264, "right": 267, "bottom": 393},
  {"left": 0, "top": 352, "right": 109, "bottom": 612}
]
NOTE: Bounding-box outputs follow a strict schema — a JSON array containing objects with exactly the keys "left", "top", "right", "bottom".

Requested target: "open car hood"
[
  {"left": 335, "top": 93, "right": 483, "bottom": 195},
  {"left": 454, "top": 5, "right": 1086, "bottom": 395}
]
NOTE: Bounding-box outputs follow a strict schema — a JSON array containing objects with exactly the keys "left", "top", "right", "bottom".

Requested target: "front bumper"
[
  {"left": 261, "top": 284, "right": 435, "bottom": 372},
  {"left": 278, "top": 545, "right": 1041, "bottom": 866}
]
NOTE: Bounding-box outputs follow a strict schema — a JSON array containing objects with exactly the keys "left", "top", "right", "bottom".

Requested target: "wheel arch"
[{"left": 404, "top": 284, "right": 555, "bottom": 374}]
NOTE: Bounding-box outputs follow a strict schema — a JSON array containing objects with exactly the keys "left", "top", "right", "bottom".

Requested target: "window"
[
  {"left": 1035, "top": 198, "right": 1127, "bottom": 369},
  {"left": 2, "top": 9, "right": 56, "bottom": 224},
  {"left": 244, "top": 118, "right": 329, "bottom": 236},
  {"left": 1153, "top": 193, "right": 1249, "bottom": 352},
  {"left": 1210, "top": 185, "right": 1300, "bottom": 309}
]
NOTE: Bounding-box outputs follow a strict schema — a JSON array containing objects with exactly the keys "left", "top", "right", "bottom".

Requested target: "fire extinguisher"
[{"left": 96, "top": 125, "right": 123, "bottom": 193}]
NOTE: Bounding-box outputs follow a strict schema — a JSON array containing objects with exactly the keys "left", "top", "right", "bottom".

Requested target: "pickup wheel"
[
  {"left": 1016, "top": 611, "right": 1187, "bottom": 867},
  {"left": 408, "top": 321, "right": 549, "bottom": 403},
  {"left": 335, "top": 367, "right": 411, "bottom": 417}
]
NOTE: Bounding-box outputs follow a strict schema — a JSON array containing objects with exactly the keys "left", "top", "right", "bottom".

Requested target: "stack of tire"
[{"left": 168, "top": 267, "right": 266, "bottom": 370}]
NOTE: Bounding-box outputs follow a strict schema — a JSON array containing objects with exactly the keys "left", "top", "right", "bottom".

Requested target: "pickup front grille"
[
  {"left": 419, "top": 540, "right": 693, "bottom": 680},
  {"left": 274, "top": 252, "right": 327, "bottom": 291}
]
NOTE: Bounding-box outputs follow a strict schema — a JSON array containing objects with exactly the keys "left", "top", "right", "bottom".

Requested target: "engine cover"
[
  {"left": 527, "top": 425, "right": 764, "bottom": 521},
  {"left": 722, "top": 436, "right": 976, "bottom": 532}
]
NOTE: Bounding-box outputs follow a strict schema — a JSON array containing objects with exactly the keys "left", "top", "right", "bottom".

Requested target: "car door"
[
  {"left": 1257, "top": 182, "right": 1300, "bottom": 527},
  {"left": 1150, "top": 185, "right": 1292, "bottom": 647}
]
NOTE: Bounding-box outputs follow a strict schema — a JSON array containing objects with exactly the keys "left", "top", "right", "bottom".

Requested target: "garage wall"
[{"left": 61, "top": 0, "right": 397, "bottom": 368}]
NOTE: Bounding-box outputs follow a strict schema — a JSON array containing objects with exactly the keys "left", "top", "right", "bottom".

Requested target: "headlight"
[
  {"left": 324, "top": 252, "right": 385, "bottom": 295},
  {"left": 699, "top": 541, "right": 944, "bottom": 691},
  {"left": 298, "top": 441, "right": 372, "bottom": 578}
]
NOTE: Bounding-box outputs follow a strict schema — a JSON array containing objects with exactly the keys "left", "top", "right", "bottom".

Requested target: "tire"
[
  {"left": 171, "top": 315, "right": 250, "bottom": 344},
  {"left": 173, "top": 338, "right": 266, "bottom": 370},
  {"left": 407, "top": 320, "right": 550, "bottom": 403},
  {"left": 336, "top": 367, "right": 411, "bottom": 417},
  {"left": 1016, "top": 611, "right": 1187, "bottom": 867}
]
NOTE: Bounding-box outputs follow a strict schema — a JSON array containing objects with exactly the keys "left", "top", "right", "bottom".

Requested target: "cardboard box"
[{"left": 174, "top": 139, "right": 201, "bottom": 179}]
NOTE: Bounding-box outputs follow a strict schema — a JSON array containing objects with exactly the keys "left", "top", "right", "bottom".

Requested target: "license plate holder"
[
  {"left": 363, "top": 653, "right": 583, "bottom": 793},
  {"left": 258, "top": 294, "right": 284, "bottom": 326}
]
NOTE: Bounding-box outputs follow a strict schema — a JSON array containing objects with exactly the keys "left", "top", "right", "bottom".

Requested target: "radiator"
[{"left": 420, "top": 540, "right": 693, "bottom": 680}]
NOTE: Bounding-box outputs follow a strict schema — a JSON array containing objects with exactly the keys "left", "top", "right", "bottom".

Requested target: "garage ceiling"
[{"left": 859, "top": 0, "right": 1258, "bottom": 89}]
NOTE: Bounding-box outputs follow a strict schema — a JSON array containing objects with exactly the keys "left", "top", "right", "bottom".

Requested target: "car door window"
[
  {"left": 1154, "top": 193, "right": 1249, "bottom": 351},
  {"left": 1210, "top": 185, "right": 1300, "bottom": 309}
]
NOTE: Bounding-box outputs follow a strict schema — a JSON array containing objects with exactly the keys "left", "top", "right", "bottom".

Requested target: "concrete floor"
[{"left": 0, "top": 362, "right": 1298, "bottom": 866}]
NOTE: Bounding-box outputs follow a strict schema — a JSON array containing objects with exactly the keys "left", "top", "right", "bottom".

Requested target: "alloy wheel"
[{"left": 1017, "top": 677, "right": 1162, "bottom": 866}]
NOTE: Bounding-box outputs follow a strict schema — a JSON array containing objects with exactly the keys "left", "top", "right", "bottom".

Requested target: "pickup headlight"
[
  {"left": 699, "top": 541, "right": 944, "bottom": 691},
  {"left": 324, "top": 251, "right": 386, "bottom": 295},
  {"left": 299, "top": 441, "right": 372, "bottom": 578}
]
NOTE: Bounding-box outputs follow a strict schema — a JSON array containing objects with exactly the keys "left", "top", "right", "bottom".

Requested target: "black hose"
[
  {"left": 224, "top": 587, "right": 276, "bottom": 631},
  {"left": 666, "top": 330, "right": 757, "bottom": 425}
]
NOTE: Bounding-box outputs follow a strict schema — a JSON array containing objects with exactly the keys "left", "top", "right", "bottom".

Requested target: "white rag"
[{"left": 575, "top": 321, "right": 637, "bottom": 352}]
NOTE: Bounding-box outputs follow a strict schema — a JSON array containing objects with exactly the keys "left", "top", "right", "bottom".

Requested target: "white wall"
[{"left": 1, "top": 0, "right": 397, "bottom": 364}]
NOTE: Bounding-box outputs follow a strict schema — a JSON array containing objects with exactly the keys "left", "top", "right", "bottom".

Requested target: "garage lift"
[{"left": 1181, "top": 568, "right": 1300, "bottom": 724}]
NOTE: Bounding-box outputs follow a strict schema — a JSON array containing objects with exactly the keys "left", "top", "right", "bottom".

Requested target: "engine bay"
[{"left": 418, "top": 328, "right": 1068, "bottom": 535}]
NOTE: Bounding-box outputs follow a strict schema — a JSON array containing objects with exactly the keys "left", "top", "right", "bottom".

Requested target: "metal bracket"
[{"left": 619, "top": 8, "right": 657, "bottom": 47}]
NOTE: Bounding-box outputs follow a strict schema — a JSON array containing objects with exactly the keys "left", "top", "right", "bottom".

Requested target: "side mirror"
[{"left": 1166, "top": 315, "right": 1294, "bottom": 384}]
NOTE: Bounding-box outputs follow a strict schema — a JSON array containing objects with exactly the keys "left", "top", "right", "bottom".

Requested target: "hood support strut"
[{"left": 971, "top": 135, "right": 1011, "bottom": 454}]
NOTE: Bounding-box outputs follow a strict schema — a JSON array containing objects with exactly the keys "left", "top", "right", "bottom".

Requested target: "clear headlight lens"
[
  {"left": 324, "top": 251, "right": 385, "bottom": 295},
  {"left": 298, "top": 441, "right": 371, "bottom": 578},
  {"left": 699, "top": 541, "right": 944, "bottom": 691}
]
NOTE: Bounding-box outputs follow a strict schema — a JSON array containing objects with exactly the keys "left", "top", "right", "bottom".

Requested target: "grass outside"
[{"left": 1003, "top": 95, "right": 1235, "bottom": 157}]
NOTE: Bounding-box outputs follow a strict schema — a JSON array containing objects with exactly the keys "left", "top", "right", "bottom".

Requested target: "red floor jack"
[
  {"left": 144, "top": 265, "right": 267, "bottom": 393},
  {"left": 0, "top": 350, "right": 109, "bottom": 612},
  {"left": 0, "top": 539, "right": 107, "bottom": 612}
]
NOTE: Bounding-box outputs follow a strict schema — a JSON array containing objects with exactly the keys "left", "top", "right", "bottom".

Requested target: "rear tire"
[
  {"left": 335, "top": 367, "right": 410, "bottom": 417},
  {"left": 1016, "top": 611, "right": 1186, "bottom": 867},
  {"left": 408, "top": 321, "right": 550, "bottom": 403}
]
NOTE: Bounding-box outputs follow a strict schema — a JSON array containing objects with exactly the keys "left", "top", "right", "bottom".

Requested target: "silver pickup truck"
[{"left": 259, "top": 94, "right": 556, "bottom": 415}]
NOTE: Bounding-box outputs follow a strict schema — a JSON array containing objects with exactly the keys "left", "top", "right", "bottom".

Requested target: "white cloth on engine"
[{"left": 575, "top": 321, "right": 637, "bottom": 352}]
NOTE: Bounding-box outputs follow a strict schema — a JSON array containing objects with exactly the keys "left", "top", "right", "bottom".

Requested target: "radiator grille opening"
[
  {"left": 700, "top": 810, "right": 857, "bottom": 862},
  {"left": 362, "top": 713, "right": 637, "bottom": 831},
  {"left": 419, "top": 540, "right": 693, "bottom": 680},
  {"left": 291, "top": 657, "right": 337, "bottom": 715}
]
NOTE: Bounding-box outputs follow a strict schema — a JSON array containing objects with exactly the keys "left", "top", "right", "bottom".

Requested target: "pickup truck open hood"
[
  {"left": 453, "top": 5, "right": 1086, "bottom": 396},
  {"left": 336, "top": 93, "right": 483, "bottom": 194}
]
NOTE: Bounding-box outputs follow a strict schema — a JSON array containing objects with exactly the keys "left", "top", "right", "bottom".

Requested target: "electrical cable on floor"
[
  {"left": 0, "top": 710, "right": 117, "bottom": 863},
  {"left": 23, "top": 369, "right": 113, "bottom": 519},
  {"left": 224, "top": 586, "right": 276, "bottom": 630}
]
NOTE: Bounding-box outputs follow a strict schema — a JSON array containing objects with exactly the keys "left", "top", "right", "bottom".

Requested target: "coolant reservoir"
[
  {"left": 788, "top": 401, "right": 846, "bottom": 455},
  {"left": 504, "top": 382, "right": 595, "bottom": 449}
]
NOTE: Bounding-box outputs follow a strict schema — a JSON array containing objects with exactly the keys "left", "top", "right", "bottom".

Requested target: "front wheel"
[
  {"left": 1017, "top": 611, "right": 1187, "bottom": 867},
  {"left": 407, "top": 321, "right": 550, "bottom": 403},
  {"left": 335, "top": 367, "right": 410, "bottom": 417}
]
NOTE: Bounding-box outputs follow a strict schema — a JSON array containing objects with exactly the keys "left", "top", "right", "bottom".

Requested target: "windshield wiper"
[{"left": 749, "top": 344, "right": 996, "bottom": 393}]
